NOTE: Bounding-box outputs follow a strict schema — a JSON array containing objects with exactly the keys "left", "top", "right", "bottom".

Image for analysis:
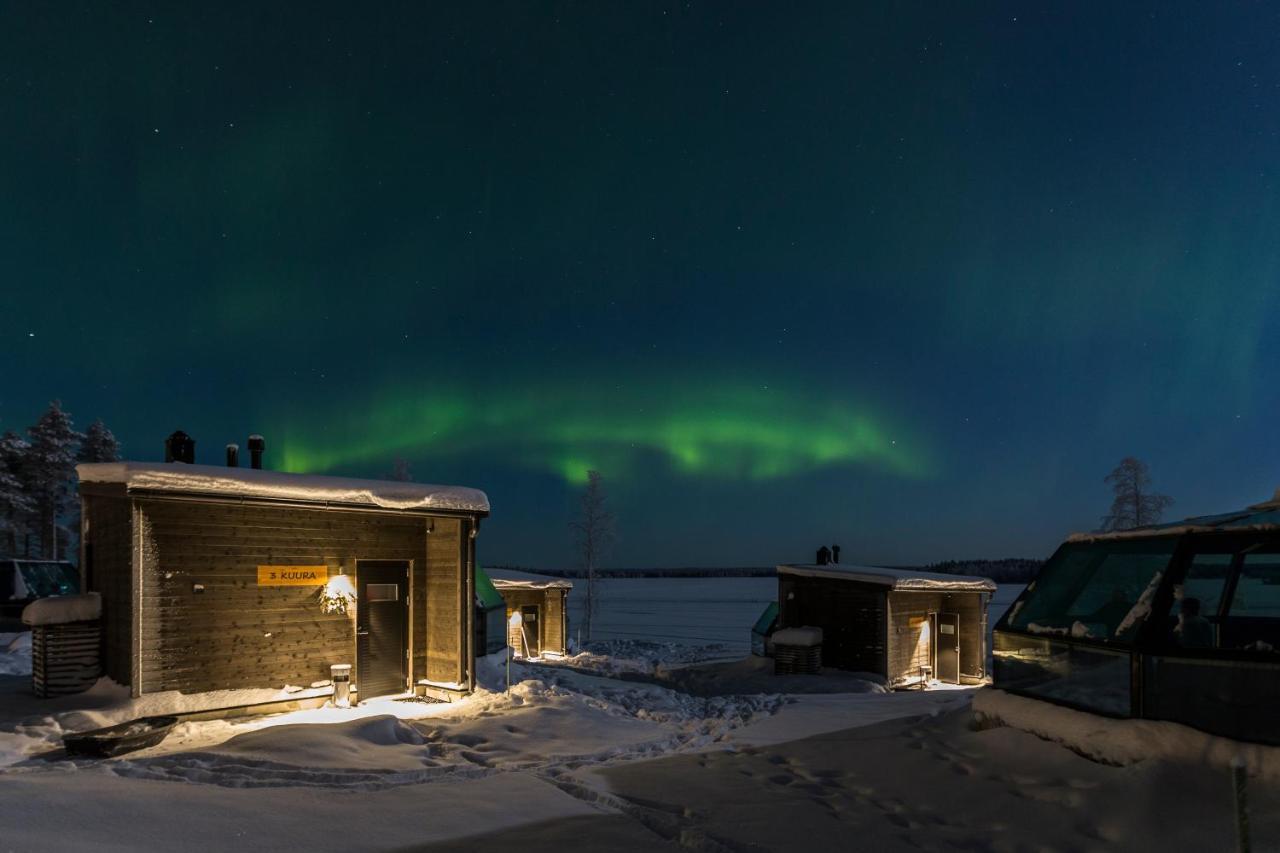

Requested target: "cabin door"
[
  {"left": 357, "top": 561, "right": 409, "bottom": 700},
  {"left": 936, "top": 612, "right": 960, "bottom": 684},
  {"left": 520, "top": 605, "right": 541, "bottom": 658}
]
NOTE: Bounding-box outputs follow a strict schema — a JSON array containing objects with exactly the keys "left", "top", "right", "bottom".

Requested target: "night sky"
[{"left": 4, "top": 3, "right": 1280, "bottom": 569}]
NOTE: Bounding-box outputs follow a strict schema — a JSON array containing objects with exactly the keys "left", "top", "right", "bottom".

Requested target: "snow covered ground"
[{"left": 2, "top": 577, "right": 1274, "bottom": 851}]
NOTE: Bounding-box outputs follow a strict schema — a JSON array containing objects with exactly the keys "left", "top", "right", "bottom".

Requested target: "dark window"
[
  {"left": 365, "top": 583, "right": 399, "bottom": 602},
  {"left": 1221, "top": 553, "right": 1280, "bottom": 654},
  {"left": 1165, "top": 553, "right": 1232, "bottom": 650}
]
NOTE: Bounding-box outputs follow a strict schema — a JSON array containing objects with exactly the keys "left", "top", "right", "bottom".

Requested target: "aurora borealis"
[{"left": 4, "top": 4, "right": 1280, "bottom": 567}]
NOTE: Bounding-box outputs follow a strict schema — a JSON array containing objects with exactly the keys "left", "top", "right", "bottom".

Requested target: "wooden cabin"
[
  {"left": 486, "top": 569, "right": 572, "bottom": 658},
  {"left": 76, "top": 461, "right": 489, "bottom": 705},
  {"left": 777, "top": 563, "right": 995, "bottom": 688}
]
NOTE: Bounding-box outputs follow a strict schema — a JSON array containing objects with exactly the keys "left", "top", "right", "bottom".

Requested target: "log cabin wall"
[
  {"left": 135, "top": 497, "right": 438, "bottom": 696},
  {"left": 80, "top": 491, "right": 132, "bottom": 685},
  {"left": 541, "top": 589, "right": 567, "bottom": 654},
  {"left": 778, "top": 575, "right": 888, "bottom": 675},
  {"left": 885, "top": 591, "right": 944, "bottom": 683},
  {"left": 500, "top": 588, "right": 545, "bottom": 653},
  {"left": 425, "top": 516, "right": 464, "bottom": 686},
  {"left": 886, "top": 590, "right": 988, "bottom": 683}
]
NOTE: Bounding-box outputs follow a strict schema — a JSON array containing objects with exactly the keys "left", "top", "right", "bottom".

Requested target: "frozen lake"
[{"left": 567, "top": 576, "right": 1026, "bottom": 654}]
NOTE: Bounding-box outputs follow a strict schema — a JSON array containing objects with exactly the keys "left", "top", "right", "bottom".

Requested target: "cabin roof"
[
  {"left": 776, "top": 563, "right": 997, "bottom": 592},
  {"left": 485, "top": 568, "right": 573, "bottom": 589},
  {"left": 76, "top": 461, "right": 490, "bottom": 515}
]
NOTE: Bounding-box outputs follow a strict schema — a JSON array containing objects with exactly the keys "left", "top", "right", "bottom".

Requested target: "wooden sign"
[{"left": 257, "top": 565, "right": 328, "bottom": 586}]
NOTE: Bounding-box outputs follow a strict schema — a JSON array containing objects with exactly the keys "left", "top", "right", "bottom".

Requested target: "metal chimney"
[
  {"left": 164, "top": 430, "right": 195, "bottom": 464},
  {"left": 247, "top": 434, "right": 265, "bottom": 470},
  {"left": 832, "top": 544, "right": 841, "bottom": 564},
  {"left": 225, "top": 443, "right": 239, "bottom": 468}
]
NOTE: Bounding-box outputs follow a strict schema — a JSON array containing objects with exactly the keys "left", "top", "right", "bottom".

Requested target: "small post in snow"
[
  {"left": 1232, "top": 755, "right": 1251, "bottom": 853},
  {"left": 507, "top": 611, "right": 524, "bottom": 695}
]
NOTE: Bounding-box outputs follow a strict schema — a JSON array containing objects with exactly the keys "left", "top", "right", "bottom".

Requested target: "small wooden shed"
[
  {"left": 486, "top": 569, "right": 572, "bottom": 659},
  {"left": 76, "top": 461, "right": 489, "bottom": 706},
  {"left": 777, "top": 563, "right": 995, "bottom": 688}
]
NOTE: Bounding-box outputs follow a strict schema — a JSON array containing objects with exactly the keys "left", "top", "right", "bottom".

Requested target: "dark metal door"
[
  {"left": 357, "top": 561, "right": 409, "bottom": 700},
  {"left": 937, "top": 612, "right": 960, "bottom": 684},
  {"left": 520, "top": 605, "right": 541, "bottom": 658}
]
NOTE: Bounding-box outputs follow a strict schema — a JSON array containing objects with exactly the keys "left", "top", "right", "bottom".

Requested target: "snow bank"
[
  {"left": 58, "top": 682, "right": 332, "bottom": 732},
  {"left": 0, "top": 632, "right": 32, "bottom": 676},
  {"left": 973, "top": 688, "right": 1280, "bottom": 780},
  {"left": 76, "top": 461, "right": 490, "bottom": 513},
  {"left": 21, "top": 593, "right": 101, "bottom": 626},
  {"left": 772, "top": 627, "right": 823, "bottom": 646}
]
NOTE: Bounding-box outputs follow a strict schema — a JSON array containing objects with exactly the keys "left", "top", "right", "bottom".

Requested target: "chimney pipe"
[
  {"left": 247, "top": 434, "right": 265, "bottom": 470},
  {"left": 832, "top": 544, "right": 841, "bottom": 564},
  {"left": 225, "top": 444, "right": 239, "bottom": 468},
  {"left": 164, "top": 430, "right": 195, "bottom": 464}
]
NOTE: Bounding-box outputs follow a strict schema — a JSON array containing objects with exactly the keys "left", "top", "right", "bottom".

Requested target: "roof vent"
[
  {"left": 247, "top": 434, "right": 265, "bottom": 470},
  {"left": 225, "top": 444, "right": 239, "bottom": 468},
  {"left": 815, "top": 545, "right": 831, "bottom": 566}
]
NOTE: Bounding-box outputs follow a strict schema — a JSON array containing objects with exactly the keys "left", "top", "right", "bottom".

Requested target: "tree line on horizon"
[{"left": 0, "top": 401, "right": 120, "bottom": 560}]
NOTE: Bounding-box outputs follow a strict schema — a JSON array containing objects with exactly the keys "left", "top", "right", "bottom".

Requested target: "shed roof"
[
  {"left": 76, "top": 461, "right": 490, "bottom": 514},
  {"left": 485, "top": 568, "right": 573, "bottom": 590},
  {"left": 777, "top": 563, "right": 997, "bottom": 592}
]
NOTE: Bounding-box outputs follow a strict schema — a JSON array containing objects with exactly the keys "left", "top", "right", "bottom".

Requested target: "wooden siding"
[
  {"left": 500, "top": 588, "right": 566, "bottom": 655},
  {"left": 136, "top": 498, "right": 439, "bottom": 695},
  {"left": 778, "top": 575, "right": 888, "bottom": 675},
  {"left": 887, "top": 590, "right": 988, "bottom": 684},
  {"left": 81, "top": 493, "right": 133, "bottom": 685},
  {"left": 425, "top": 517, "right": 464, "bottom": 685}
]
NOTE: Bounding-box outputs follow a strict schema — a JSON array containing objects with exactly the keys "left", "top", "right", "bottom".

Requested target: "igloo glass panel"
[{"left": 1005, "top": 540, "right": 1175, "bottom": 644}]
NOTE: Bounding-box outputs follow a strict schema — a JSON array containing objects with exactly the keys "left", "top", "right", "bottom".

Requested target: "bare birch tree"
[
  {"left": 1100, "top": 457, "right": 1174, "bottom": 531},
  {"left": 569, "top": 470, "right": 614, "bottom": 643}
]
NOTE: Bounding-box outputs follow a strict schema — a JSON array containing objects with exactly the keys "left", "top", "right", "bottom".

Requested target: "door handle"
[{"left": 356, "top": 628, "right": 370, "bottom": 636}]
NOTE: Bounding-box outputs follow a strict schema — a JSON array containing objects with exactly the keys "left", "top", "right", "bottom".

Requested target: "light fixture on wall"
[{"left": 317, "top": 564, "right": 356, "bottom": 615}]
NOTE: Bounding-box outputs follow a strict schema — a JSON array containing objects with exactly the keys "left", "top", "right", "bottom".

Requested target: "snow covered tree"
[
  {"left": 569, "top": 470, "right": 615, "bottom": 643},
  {"left": 387, "top": 456, "right": 412, "bottom": 482},
  {"left": 78, "top": 418, "right": 121, "bottom": 463},
  {"left": 22, "top": 401, "right": 83, "bottom": 559},
  {"left": 0, "top": 431, "right": 33, "bottom": 555},
  {"left": 1100, "top": 457, "right": 1174, "bottom": 532}
]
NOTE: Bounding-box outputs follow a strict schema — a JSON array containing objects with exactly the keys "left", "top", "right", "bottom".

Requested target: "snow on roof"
[
  {"left": 777, "top": 563, "right": 997, "bottom": 592},
  {"left": 1067, "top": 501, "right": 1280, "bottom": 543},
  {"left": 485, "top": 568, "right": 573, "bottom": 589},
  {"left": 76, "top": 461, "right": 490, "bottom": 514}
]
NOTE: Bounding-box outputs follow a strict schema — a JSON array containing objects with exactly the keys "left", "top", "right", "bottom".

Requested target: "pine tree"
[
  {"left": 78, "top": 418, "right": 121, "bottom": 463},
  {"left": 23, "top": 401, "right": 83, "bottom": 559},
  {"left": 1100, "top": 457, "right": 1174, "bottom": 532},
  {"left": 569, "top": 470, "right": 615, "bottom": 643},
  {"left": 0, "top": 431, "right": 33, "bottom": 555}
]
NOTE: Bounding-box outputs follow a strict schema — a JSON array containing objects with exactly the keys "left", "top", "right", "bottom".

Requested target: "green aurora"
[{"left": 272, "top": 382, "right": 930, "bottom": 486}]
